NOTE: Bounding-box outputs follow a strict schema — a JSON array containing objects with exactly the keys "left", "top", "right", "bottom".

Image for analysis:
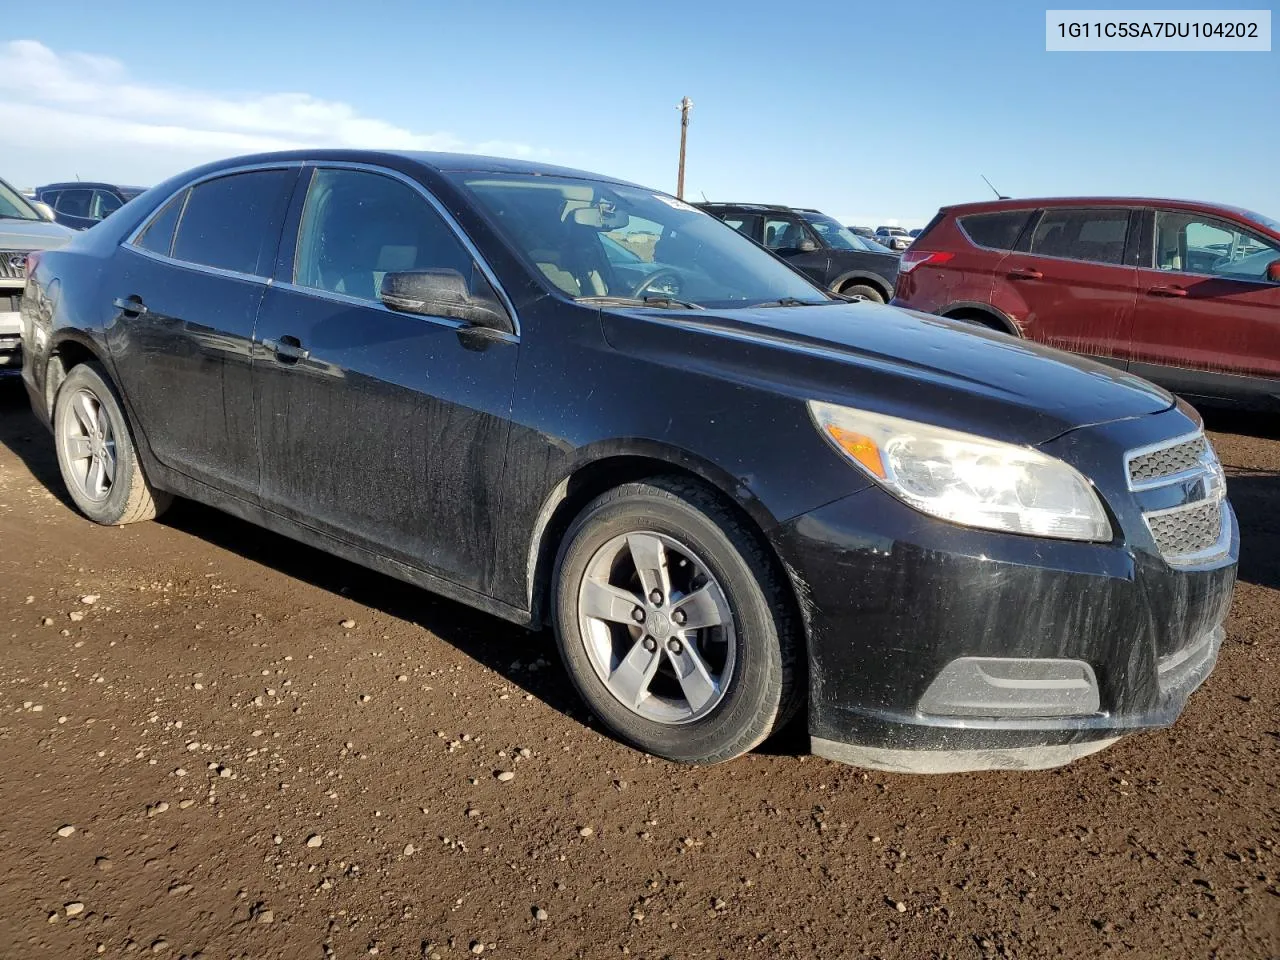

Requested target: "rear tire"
[
  {"left": 947, "top": 310, "right": 1010, "bottom": 333},
  {"left": 53, "top": 362, "right": 171, "bottom": 525},
  {"left": 840, "top": 283, "right": 884, "bottom": 303},
  {"left": 552, "top": 478, "right": 803, "bottom": 764}
]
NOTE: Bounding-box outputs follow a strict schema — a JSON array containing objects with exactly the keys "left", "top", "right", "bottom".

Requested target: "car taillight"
[
  {"left": 898, "top": 250, "right": 954, "bottom": 274},
  {"left": 24, "top": 251, "right": 41, "bottom": 278}
]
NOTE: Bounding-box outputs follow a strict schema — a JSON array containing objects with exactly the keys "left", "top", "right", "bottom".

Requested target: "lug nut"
[
  {"left": 642, "top": 636, "right": 658, "bottom": 652},
  {"left": 672, "top": 609, "right": 686, "bottom": 626},
  {"left": 666, "top": 638, "right": 683, "bottom": 654},
  {"left": 649, "top": 589, "right": 664, "bottom": 605},
  {"left": 632, "top": 607, "right": 646, "bottom": 623}
]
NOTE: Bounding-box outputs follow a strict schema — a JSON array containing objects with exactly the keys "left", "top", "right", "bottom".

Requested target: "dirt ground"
[{"left": 0, "top": 376, "right": 1276, "bottom": 960}]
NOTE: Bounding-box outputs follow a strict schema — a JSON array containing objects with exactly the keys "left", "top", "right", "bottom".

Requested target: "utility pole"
[{"left": 676, "top": 96, "right": 693, "bottom": 200}]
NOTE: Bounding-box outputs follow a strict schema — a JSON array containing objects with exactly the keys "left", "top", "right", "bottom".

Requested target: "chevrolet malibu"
[{"left": 21, "top": 151, "right": 1238, "bottom": 771}]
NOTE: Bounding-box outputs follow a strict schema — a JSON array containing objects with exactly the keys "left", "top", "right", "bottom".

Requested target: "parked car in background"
[
  {"left": 908, "top": 227, "right": 924, "bottom": 238},
  {"left": 875, "top": 226, "right": 912, "bottom": 251},
  {"left": 0, "top": 176, "right": 73, "bottom": 373},
  {"left": 848, "top": 225, "right": 875, "bottom": 237},
  {"left": 700, "top": 203, "right": 899, "bottom": 302},
  {"left": 22, "top": 149, "right": 1236, "bottom": 773},
  {"left": 893, "top": 197, "right": 1280, "bottom": 409},
  {"left": 35, "top": 182, "right": 146, "bottom": 231}
]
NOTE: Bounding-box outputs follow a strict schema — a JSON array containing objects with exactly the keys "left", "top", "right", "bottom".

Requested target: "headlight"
[{"left": 808, "top": 401, "right": 1112, "bottom": 542}]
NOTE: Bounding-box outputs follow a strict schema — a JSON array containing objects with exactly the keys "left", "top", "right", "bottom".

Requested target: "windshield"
[
  {"left": 1234, "top": 207, "right": 1280, "bottom": 236},
  {"left": 453, "top": 174, "right": 830, "bottom": 308},
  {"left": 0, "top": 178, "right": 40, "bottom": 221},
  {"left": 801, "top": 213, "right": 886, "bottom": 253}
]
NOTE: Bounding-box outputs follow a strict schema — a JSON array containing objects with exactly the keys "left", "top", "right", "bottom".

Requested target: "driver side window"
[
  {"left": 764, "top": 218, "right": 808, "bottom": 251},
  {"left": 294, "top": 168, "right": 479, "bottom": 303},
  {"left": 1155, "top": 211, "right": 1280, "bottom": 281}
]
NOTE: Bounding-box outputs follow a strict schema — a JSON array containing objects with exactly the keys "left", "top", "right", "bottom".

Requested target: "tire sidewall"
[
  {"left": 53, "top": 364, "right": 141, "bottom": 524},
  {"left": 552, "top": 485, "right": 784, "bottom": 763}
]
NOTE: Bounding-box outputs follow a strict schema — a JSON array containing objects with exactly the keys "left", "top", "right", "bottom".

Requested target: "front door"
[
  {"left": 253, "top": 165, "right": 519, "bottom": 591},
  {"left": 1130, "top": 209, "right": 1280, "bottom": 401},
  {"left": 105, "top": 167, "right": 299, "bottom": 500},
  {"left": 995, "top": 206, "right": 1139, "bottom": 364},
  {"left": 764, "top": 216, "right": 830, "bottom": 286}
]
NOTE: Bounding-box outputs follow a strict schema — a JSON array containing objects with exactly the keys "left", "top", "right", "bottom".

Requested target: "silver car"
[{"left": 1, "top": 177, "right": 72, "bottom": 373}]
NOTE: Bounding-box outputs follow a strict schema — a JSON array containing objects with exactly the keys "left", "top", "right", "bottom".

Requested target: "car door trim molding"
[
  {"left": 123, "top": 244, "right": 274, "bottom": 287},
  {"left": 300, "top": 160, "right": 521, "bottom": 338}
]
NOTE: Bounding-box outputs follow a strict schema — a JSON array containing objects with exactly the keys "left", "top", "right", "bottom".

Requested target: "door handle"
[
  {"left": 261, "top": 336, "right": 311, "bottom": 362},
  {"left": 112, "top": 296, "right": 148, "bottom": 316},
  {"left": 1008, "top": 267, "right": 1043, "bottom": 281},
  {"left": 1147, "top": 285, "right": 1187, "bottom": 298}
]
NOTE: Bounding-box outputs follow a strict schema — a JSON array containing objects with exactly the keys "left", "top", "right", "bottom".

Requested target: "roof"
[
  {"left": 191, "top": 149, "right": 640, "bottom": 187},
  {"left": 942, "top": 196, "right": 1266, "bottom": 216},
  {"left": 37, "top": 181, "right": 148, "bottom": 193}
]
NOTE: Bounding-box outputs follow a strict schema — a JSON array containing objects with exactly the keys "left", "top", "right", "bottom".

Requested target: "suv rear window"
[
  {"left": 170, "top": 170, "right": 295, "bottom": 277},
  {"left": 1029, "top": 208, "right": 1131, "bottom": 265},
  {"left": 958, "top": 211, "right": 1030, "bottom": 250}
]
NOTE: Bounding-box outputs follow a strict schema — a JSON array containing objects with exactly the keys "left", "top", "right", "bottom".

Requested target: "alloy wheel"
[{"left": 60, "top": 388, "right": 116, "bottom": 503}]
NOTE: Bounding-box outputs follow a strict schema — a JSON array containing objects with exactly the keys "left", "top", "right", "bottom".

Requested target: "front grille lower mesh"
[
  {"left": 1129, "top": 436, "right": 1209, "bottom": 484},
  {"left": 1147, "top": 499, "right": 1224, "bottom": 558}
]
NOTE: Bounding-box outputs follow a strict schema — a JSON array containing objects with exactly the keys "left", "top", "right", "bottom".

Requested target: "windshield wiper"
[
  {"left": 576, "top": 295, "right": 705, "bottom": 310},
  {"left": 750, "top": 297, "right": 831, "bottom": 308}
]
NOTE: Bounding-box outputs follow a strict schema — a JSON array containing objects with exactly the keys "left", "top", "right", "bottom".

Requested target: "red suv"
[{"left": 893, "top": 198, "right": 1280, "bottom": 408}]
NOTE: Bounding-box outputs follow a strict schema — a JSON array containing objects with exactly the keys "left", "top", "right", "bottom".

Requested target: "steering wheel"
[{"left": 630, "top": 268, "right": 683, "bottom": 299}]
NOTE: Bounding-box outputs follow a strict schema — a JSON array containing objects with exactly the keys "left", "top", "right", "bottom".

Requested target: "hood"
[
  {"left": 0, "top": 218, "right": 74, "bottom": 251},
  {"left": 600, "top": 300, "right": 1173, "bottom": 447}
]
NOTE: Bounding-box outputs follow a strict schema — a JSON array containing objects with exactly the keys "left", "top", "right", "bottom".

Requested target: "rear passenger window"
[
  {"left": 134, "top": 191, "right": 187, "bottom": 257},
  {"left": 170, "top": 170, "right": 295, "bottom": 276},
  {"left": 1029, "top": 209, "right": 1131, "bottom": 265},
  {"left": 721, "top": 215, "right": 760, "bottom": 240},
  {"left": 959, "top": 211, "right": 1030, "bottom": 250}
]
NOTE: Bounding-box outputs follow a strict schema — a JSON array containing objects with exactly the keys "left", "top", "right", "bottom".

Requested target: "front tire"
[
  {"left": 53, "top": 362, "right": 171, "bottom": 525},
  {"left": 840, "top": 282, "right": 885, "bottom": 303},
  {"left": 552, "top": 478, "right": 802, "bottom": 764}
]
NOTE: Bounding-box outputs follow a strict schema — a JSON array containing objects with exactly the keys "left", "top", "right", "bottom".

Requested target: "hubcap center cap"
[{"left": 647, "top": 609, "right": 672, "bottom": 640}]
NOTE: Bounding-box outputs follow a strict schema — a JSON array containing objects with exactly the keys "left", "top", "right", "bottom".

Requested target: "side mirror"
[
  {"left": 1267, "top": 259, "right": 1280, "bottom": 283},
  {"left": 32, "top": 200, "right": 56, "bottom": 222},
  {"left": 797, "top": 238, "right": 818, "bottom": 253},
  {"left": 379, "top": 269, "right": 510, "bottom": 331}
]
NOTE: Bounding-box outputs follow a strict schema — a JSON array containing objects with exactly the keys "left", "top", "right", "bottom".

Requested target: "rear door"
[
  {"left": 252, "top": 164, "right": 519, "bottom": 591},
  {"left": 106, "top": 166, "right": 299, "bottom": 501},
  {"left": 994, "top": 206, "right": 1140, "bottom": 364},
  {"left": 1130, "top": 208, "right": 1280, "bottom": 401}
]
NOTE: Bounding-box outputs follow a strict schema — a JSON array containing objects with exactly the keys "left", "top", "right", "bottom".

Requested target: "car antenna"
[
  {"left": 980, "top": 174, "right": 1009, "bottom": 200},
  {"left": 700, "top": 190, "right": 709, "bottom": 203}
]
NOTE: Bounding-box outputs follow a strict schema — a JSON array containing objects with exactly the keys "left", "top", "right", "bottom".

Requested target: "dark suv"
[
  {"left": 21, "top": 152, "right": 1236, "bottom": 772},
  {"left": 699, "top": 203, "right": 899, "bottom": 302},
  {"left": 894, "top": 197, "right": 1280, "bottom": 408},
  {"left": 35, "top": 182, "right": 146, "bottom": 231}
]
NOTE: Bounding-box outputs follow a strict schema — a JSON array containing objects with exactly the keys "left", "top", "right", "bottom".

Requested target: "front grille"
[
  {"left": 1125, "top": 430, "right": 1230, "bottom": 565},
  {"left": 1147, "top": 499, "right": 1225, "bottom": 558},
  {"left": 1128, "top": 435, "right": 1209, "bottom": 485},
  {"left": 0, "top": 250, "right": 28, "bottom": 282}
]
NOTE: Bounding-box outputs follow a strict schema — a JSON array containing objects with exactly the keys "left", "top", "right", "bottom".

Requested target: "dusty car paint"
[{"left": 21, "top": 150, "right": 1239, "bottom": 771}]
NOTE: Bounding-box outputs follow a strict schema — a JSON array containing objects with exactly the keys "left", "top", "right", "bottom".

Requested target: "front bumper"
[{"left": 775, "top": 417, "right": 1238, "bottom": 773}]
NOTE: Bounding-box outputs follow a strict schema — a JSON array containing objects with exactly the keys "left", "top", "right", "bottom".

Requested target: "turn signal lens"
[{"left": 824, "top": 425, "right": 886, "bottom": 479}]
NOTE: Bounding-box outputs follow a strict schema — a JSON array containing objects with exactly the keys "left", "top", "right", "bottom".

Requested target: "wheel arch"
[
  {"left": 43, "top": 331, "right": 107, "bottom": 421},
  {"left": 831, "top": 271, "right": 891, "bottom": 300},
  {"left": 940, "top": 302, "right": 1023, "bottom": 336},
  {"left": 523, "top": 442, "right": 800, "bottom": 633}
]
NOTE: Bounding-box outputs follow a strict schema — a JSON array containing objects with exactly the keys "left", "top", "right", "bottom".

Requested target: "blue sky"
[{"left": 2, "top": 0, "right": 1276, "bottom": 226}]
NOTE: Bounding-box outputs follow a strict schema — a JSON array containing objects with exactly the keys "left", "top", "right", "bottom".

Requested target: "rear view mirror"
[
  {"left": 379, "top": 269, "right": 510, "bottom": 331},
  {"left": 570, "top": 203, "right": 630, "bottom": 230},
  {"left": 1267, "top": 259, "right": 1280, "bottom": 283},
  {"left": 797, "top": 238, "right": 818, "bottom": 253},
  {"left": 32, "top": 200, "right": 56, "bottom": 222}
]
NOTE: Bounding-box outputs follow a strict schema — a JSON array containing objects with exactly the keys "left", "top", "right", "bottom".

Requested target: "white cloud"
[{"left": 0, "top": 40, "right": 539, "bottom": 187}]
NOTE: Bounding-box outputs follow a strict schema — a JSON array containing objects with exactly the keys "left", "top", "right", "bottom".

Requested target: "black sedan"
[
  {"left": 698, "top": 202, "right": 899, "bottom": 303},
  {"left": 34, "top": 182, "right": 146, "bottom": 231},
  {"left": 21, "top": 151, "right": 1236, "bottom": 771}
]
